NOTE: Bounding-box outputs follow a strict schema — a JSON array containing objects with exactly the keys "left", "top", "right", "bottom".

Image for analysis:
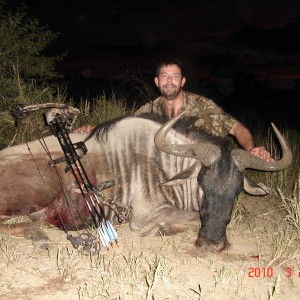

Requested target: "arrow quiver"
[{"left": 11, "top": 103, "right": 119, "bottom": 253}]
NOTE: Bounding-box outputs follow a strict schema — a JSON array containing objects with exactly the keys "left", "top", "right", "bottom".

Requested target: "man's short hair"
[{"left": 155, "top": 59, "right": 184, "bottom": 77}]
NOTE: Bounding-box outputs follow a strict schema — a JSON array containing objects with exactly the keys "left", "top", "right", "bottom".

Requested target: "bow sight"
[{"left": 11, "top": 103, "right": 119, "bottom": 253}]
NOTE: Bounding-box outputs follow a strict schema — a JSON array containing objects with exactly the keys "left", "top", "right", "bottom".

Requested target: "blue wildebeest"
[{"left": 0, "top": 112, "right": 292, "bottom": 251}]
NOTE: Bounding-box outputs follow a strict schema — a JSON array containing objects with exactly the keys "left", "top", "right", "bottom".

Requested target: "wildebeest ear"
[
  {"left": 160, "top": 162, "right": 201, "bottom": 187},
  {"left": 243, "top": 174, "right": 270, "bottom": 196}
]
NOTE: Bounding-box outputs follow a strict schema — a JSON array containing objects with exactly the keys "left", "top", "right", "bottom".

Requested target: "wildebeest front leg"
[
  {"left": 130, "top": 208, "right": 200, "bottom": 236},
  {"left": 0, "top": 223, "right": 50, "bottom": 248},
  {"left": 158, "top": 223, "right": 197, "bottom": 236}
]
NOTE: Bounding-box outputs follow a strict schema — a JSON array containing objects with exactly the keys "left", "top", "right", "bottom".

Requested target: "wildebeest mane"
[
  {"left": 85, "top": 114, "right": 133, "bottom": 143},
  {"left": 85, "top": 113, "right": 164, "bottom": 143},
  {"left": 85, "top": 112, "right": 234, "bottom": 150},
  {"left": 186, "top": 126, "right": 234, "bottom": 150}
]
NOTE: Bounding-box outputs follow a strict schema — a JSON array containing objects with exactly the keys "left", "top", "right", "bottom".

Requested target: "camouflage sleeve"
[{"left": 188, "top": 98, "right": 237, "bottom": 137}]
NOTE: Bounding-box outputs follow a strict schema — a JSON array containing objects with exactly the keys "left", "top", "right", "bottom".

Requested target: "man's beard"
[{"left": 160, "top": 84, "right": 181, "bottom": 100}]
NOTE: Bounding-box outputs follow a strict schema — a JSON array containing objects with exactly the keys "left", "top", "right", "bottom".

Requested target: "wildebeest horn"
[
  {"left": 231, "top": 123, "right": 293, "bottom": 171},
  {"left": 155, "top": 111, "right": 293, "bottom": 171},
  {"left": 154, "top": 110, "right": 221, "bottom": 166}
]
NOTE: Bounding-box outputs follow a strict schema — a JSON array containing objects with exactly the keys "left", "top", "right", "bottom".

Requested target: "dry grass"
[
  {"left": 76, "top": 95, "right": 134, "bottom": 127},
  {"left": 1, "top": 207, "right": 300, "bottom": 300}
]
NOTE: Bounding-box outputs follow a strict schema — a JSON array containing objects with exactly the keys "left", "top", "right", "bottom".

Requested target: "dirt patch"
[{"left": 1, "top": 194, "right": 300, "bottom": 300}]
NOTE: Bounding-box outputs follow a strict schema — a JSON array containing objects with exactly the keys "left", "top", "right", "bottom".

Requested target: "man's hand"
[
  {"left": 249, "top": 146, "right": 274, "bottom": 162},
  {"left": 73, "top": 125, "right": 95, "bottom": 133}
]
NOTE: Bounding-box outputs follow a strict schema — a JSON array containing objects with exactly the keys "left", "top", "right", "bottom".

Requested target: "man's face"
[{"left": 154, "top": 64, "right": 186, "bottom": 100}]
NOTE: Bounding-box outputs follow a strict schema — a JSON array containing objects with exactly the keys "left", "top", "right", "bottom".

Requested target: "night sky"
[{"left": 6, "top": 0, "right": 300, "bottom": 130}]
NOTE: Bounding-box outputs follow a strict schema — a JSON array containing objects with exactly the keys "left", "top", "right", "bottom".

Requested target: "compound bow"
[{"left": 11, "top": 103, "right": 123, "bottom": 253}]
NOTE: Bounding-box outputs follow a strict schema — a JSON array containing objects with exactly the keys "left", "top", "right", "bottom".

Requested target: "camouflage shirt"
[{"left": 135, "top": 91, "right": 237, "bottom": 137}]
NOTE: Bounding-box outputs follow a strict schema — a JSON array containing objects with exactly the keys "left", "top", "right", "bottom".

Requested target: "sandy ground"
[{"left": 1, "top": 194, "right": 300, "bottom": 300}]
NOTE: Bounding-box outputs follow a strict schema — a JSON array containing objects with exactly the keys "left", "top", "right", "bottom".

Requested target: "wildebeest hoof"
[
  {"left": 195, "top": 236, "right": 228, "bottom": 253},
  {"left": 33, "top": 239, "right": 52, "bottom": 250},
  {"left": 24, "top": 228, "right": 51, "bottom": 249},
  {"left": 158, "top": 222, "right": 170, "bottom": 235},
  {"left": 158, "top": 222, "right": 191, "bottom": 236}
]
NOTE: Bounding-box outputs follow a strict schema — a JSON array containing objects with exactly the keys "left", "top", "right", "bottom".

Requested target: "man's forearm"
[{"left": 230, "top": 121, "right": 255, "bottom": 151}]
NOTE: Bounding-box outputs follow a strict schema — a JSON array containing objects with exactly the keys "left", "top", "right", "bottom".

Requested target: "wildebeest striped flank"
[{"left": 0, "top": 112, "right": 292, "bottom": 251}]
